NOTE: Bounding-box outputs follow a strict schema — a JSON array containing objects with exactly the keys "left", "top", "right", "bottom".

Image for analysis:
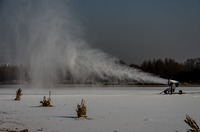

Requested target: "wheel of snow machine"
[
  {"left": 178, "top": 90, "right": 182, "bottom": 95},
  {"left": 164, "top": 89, "right": 169, "bottom": 94}
]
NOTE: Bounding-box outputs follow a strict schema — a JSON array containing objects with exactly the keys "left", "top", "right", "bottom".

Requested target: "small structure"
[
  {"left": 76, "top": 99, "right": 87, "bottom": 118},
  {"left": 185, "top": 114, "right": 200, "bottom": 132},
  {"left": 15, "top": 88, "right": 22, "bottom": 101},
  {"left": 40, "top": 91, "right": 53, "bottom": 107}
]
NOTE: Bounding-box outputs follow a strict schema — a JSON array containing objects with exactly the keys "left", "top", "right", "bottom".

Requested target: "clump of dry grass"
[
  {"left": 8, "top": 129, "right": 29, "bottom": 132},
  {"left": 15, "top": 88, "right": 22, "bottom": 101},
  {"left": 40, "top": 91, "right": 53, "bottom": 107},
  {"left": 76, "top": 99, "right": 87, "bottom": 118},
  {"left": 184, "top": 114, "right": 200, "bottom": 132}
]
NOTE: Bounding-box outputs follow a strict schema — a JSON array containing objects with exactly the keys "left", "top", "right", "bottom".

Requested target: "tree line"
[
  {"left": 0, "top": 57, "right": 200, "bottom": 84},
  {"left": 0, "top": 64, "right": 29, "bottom": 84},
  {"left": 134, "top": 58, "right": 200, "bottom": 84}
]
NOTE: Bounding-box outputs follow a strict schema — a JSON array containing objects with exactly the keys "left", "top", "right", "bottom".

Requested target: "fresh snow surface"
[{"left": 0, "top": 87, "right": 200, "bottom": 132}]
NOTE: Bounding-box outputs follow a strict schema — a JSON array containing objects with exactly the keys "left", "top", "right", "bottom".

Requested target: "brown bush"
[
  {"left": 185, "top": 114, "right": 200, "bottom": 132},
  {"left": 76, "top": 99, "right": 87, "bottom": 118},
  {"left": 15, "top": 88, "right": 22, "bottom": 101}
]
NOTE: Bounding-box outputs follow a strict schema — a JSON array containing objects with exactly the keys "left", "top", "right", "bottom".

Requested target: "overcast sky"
[
  {"left": 68, "top": 0, "right": 200, "bottom": 64},
  {"left": 0, "top": 0, "right": 200, "bottom": 65}
]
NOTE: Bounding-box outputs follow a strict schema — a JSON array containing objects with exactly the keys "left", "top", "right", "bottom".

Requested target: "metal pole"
[{"left": 170, "top": 85, "right": 172, "bottom": 95}]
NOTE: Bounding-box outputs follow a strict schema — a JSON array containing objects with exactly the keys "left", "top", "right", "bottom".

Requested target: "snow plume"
[{"left": 0, "top": 0, "right": 167, "bottom": 85}]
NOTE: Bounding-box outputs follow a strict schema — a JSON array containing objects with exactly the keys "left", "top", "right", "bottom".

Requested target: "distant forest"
[
  {"left": 130, "top": 58, "right": 200, "bottom": 84},
  {"left": 0, "top": 57, "right": 200, "bottom": 84}
]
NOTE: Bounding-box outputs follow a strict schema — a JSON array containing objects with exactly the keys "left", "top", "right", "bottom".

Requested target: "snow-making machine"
[{"left": 160, "top": 79, "right": 182, "bottom": 94}]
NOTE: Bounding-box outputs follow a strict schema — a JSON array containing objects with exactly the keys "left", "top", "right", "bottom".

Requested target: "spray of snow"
[{"left": 0, "top": 0, "right": 168, "bottom": 85}]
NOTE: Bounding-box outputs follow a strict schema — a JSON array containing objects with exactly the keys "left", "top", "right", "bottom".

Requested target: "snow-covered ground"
[{"left": 0, "top": 86, "right": 200, "bottom": 132}]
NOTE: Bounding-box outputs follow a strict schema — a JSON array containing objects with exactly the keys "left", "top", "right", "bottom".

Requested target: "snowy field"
[{"left": 1, "top": 86, "right": 200, "bottom": 132}]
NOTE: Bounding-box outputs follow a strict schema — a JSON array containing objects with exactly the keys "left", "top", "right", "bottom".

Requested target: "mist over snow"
[{"left": 0, "top": 0, "right": 167, "bottom": 85}]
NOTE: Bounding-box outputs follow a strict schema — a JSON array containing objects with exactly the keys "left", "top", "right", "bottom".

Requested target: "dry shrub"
[
  {"left": 185, "top": 114, "right": 200, "bottom": 132},
  {"left": 40, "top": 91, "right": 53, "bottom": 107},
  {"left": 15, "top": 88, "right": 22, "bottom": 101},
  {"left": 8, "top": 129, "right": 28, "bottom": 132},
  {"left": 76, "top": 99, "right": 87, "bottom": 118}
]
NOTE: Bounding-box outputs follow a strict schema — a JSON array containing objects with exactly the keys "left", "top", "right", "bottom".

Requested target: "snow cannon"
[
  {"left": 168, "top": 79, "right": 179, "bottom": 88},
  {"left": 160, "top": 79, "right": 182, "bottom": 95}
]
